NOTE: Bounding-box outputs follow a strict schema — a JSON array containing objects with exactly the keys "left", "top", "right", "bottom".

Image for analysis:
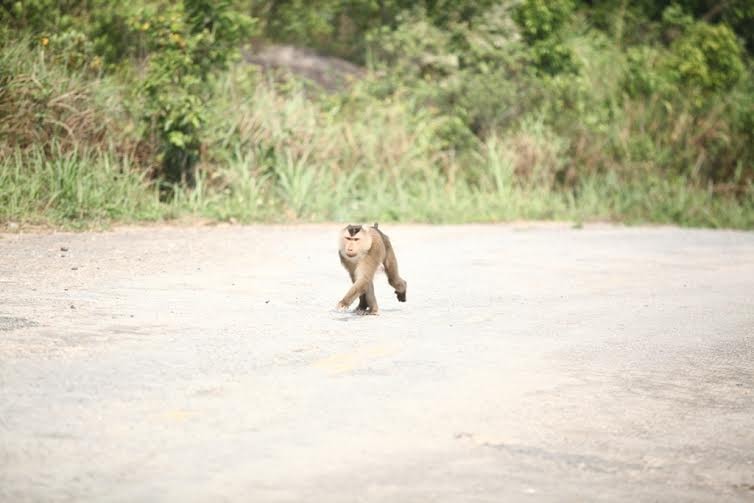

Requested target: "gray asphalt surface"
[{"left": 1, "top": 223, "right": 753, "bottom": 502}]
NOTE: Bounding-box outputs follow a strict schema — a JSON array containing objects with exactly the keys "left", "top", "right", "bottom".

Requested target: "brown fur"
[{"left": 337, "top": 223, "right": 407, "bottom": 315}]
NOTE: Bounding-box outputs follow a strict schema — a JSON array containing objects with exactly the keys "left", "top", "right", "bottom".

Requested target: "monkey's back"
[{"left": 366, "top": 226, "right": 387, "bottom": 263}]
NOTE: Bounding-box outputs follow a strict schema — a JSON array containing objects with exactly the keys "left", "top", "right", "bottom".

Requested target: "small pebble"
[{"left": 60, "top": 247, "right": 69, "bottom": 252}]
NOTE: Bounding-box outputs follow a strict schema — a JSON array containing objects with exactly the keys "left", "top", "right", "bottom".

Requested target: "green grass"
[
  {"left": 3, "top": 142, "right": 752, "bottom": 230},
  {"left": 0, "top": 146, "right": 164, "bottom": 227}
]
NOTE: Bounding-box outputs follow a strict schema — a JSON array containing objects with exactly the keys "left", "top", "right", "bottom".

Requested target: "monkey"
[{"left": 337, "top": 223, "right": 407, "bottom": 315}]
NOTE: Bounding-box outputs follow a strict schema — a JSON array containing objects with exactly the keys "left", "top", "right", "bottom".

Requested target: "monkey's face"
[{"left": 340, "top": 224, "right": 372, "bottom": 259}]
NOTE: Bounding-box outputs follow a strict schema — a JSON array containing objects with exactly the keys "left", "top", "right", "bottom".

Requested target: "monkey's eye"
[{"left": 353, "top": 238, "right": 359, "bottom": 241}]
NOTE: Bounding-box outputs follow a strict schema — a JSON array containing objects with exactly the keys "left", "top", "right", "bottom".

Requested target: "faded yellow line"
[
  {"left": 158, "top": 409, "right": 195, "bottom": 422},
  {"left": 312, "top": 342, "right": 402, "bottom": 374}
]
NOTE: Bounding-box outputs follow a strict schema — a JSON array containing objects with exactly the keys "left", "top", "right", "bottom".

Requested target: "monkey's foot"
[
  {"left": 336, "top": 302, "right": 350, "bottom": 312},
  {"left": 354, "top": 307, "right": 379, "bottom": 316},
  {"left": 395, "top": 288, "right": 407, "bottom": 302}
]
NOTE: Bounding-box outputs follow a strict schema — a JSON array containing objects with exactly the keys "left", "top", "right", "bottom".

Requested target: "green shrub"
[
  {"left": 514, "top": 0, "right": 575, "bottom": 42},
  {"left": 512, "top": 0, "right": 578, "bottom": 75},
  {"left": 0, "top": 0, "right": 86, "bottom": 32},
  {"left": 623, "top": 45, "right": 669, "bottom": 97},
  {"left": 720, "top": 0, "right": 754, "bottom": 53},
  {"left": 668, "top": 21, "right": 744, "bottom": 93},
  {"left": 366, "top": 5, "right": 533, "bottom": 143},
  {"left": 128, "top": 0, "right": 255, "bottom": 184}
]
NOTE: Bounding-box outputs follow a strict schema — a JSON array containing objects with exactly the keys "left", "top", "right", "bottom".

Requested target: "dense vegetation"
[{"left": 1, "top": 0, "right": 753, "bottom": 228}]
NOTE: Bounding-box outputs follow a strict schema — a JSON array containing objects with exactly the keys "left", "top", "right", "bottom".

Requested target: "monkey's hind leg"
[
  {"left": 357, "top": 294, "right": 368, "bottom": 312},
  {"left": 383, "top": 244, "right": 407, "bottom": 302},
  {"left": 355, "top": 281, "right": 379, "bottom": 315}
]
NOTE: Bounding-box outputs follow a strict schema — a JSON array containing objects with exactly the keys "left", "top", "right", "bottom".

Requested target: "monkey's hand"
[{"left": 336, "top": 301, "right": 350, "bottom": 311}]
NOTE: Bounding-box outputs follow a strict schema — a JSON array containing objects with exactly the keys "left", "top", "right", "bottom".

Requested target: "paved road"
[{"left": 1, "top": 224, "right": 753, "bottom": 502}]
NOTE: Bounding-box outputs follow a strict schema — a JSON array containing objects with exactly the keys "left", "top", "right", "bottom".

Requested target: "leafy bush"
[
  {"left": 623, "top": 45, "right": 669, "bottom": 97},
  {"left": 514, "top": 0, "right": 574, "bottom": 41},
  {"left": 668, "top": 21, "right": 744, "bottom": 93},
  {"left": 513, "top": 0, "right": 578, "bottom": 74},
  {"left": 129, "top": 0, "right": 255, "bottom": 184}
]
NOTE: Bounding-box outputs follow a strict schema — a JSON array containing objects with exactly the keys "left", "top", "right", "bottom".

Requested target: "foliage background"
[{"left": 1, "top": 0, "right": 752, "bottom": 228}]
